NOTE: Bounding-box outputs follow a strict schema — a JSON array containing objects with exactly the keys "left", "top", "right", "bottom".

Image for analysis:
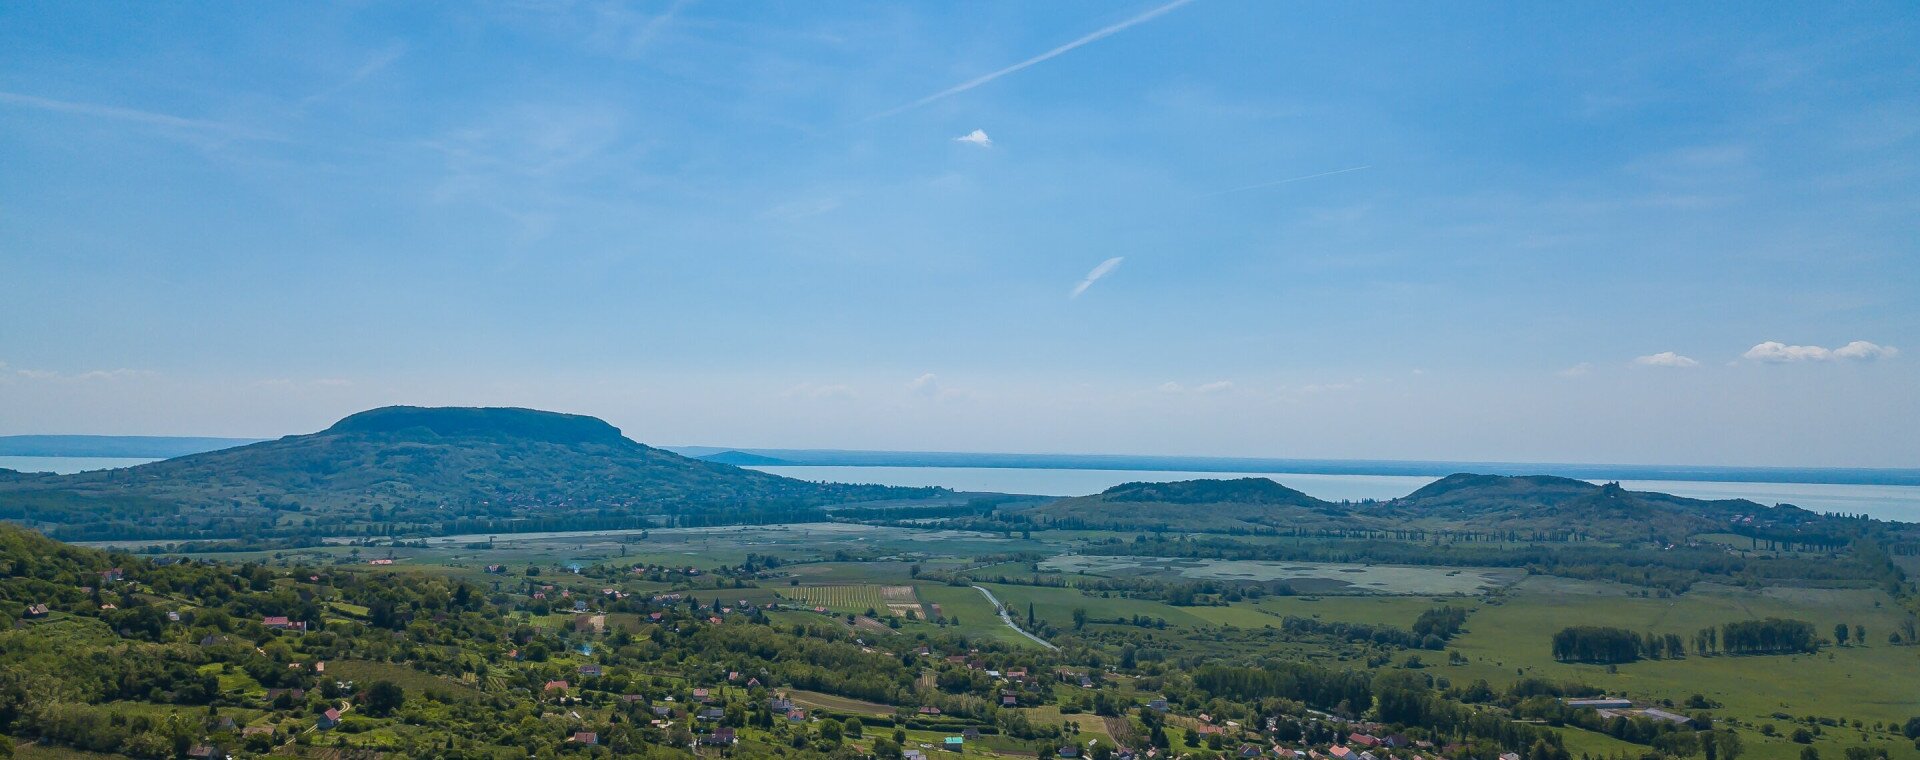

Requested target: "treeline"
[
  {"left": 1193, "top": 665, "right": 1569, "bottom": 759},
  {"left": 1551, "top": 626, "right": 1673, "bottom": 663},
  {"left": 1553, "top": 618, "right": 1819, "bottom": 663},
  {"left": 1715, "top": 618, "right": 1818, "bottom": 654}
]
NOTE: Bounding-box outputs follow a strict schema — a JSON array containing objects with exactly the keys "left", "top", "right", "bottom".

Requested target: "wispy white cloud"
[
  {"left": 0, "top": 91, "right": 277, "bottom": 141},
  {"left": 780, "top": 382, "right": 854, "bottom": 400},
  {"left": 953, "top": 129, "right": 992, "bottom": 147},
  {"left": 1744, "top": 340, "right": 1898, "bottom": 363},
  {"left": 1207, "top": 165, "right": 1372, "bottom": 196},
  {"left": 872, "top": 0, "right": 1197, "bottom": 119},
  {"left": 1557, "top": 362, "right": 1594, "bottom": 377},
  {"left": 764, "top": 196, "right": 843, "bottom": 221},
  {"left": 299, "top": 43, "right": 408, "bottom": 108},
  {"left": 1070, "top": 256, "right": 1124, "bottom": 298},
  {"left": 1633, "top": 351, "right": 1699, "bottom": 368},
  {"left": 14, "top": 367, "right": 156, "bottom": 381},
  {"left": 1157, "top": 380, "right": 1234, "bottom": 395}
]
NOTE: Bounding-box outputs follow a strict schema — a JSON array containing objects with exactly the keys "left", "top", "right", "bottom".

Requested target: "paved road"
[{"left": 970, "top": 585, "right": 1057, "bottom": 650}]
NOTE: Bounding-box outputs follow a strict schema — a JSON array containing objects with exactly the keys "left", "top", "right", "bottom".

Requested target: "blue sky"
[{"left": 1, "top": 1, "right": 1916, "bottom": 467}]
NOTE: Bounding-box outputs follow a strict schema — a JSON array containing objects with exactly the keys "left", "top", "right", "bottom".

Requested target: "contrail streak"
[
  {"left": 1206, "top": 165, "right": 1373, "bottom": 196},
  {"left": 871, "top": 0, "right": 1197, "bottom": 120}
]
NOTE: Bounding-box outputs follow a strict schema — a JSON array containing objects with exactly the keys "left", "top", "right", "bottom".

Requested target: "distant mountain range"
[
  {"left": 665, "top": 447, "right": 1920, "bottom": 487},
  {"left": 0, "top": 406, "right": 944, "bottom": 541},
  {"left": 6, "top": 436, "right": 1912, "bottom": 488},
  {"left": 0, "top": 435, "right": 261, "bottom": 459},
  {"left": 1027, "top": 474, "right": 1872, "bottom": 542}
]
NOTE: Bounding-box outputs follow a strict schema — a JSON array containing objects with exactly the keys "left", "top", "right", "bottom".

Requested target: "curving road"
[{"left": 971, "top": 585, "right": 1057, "bottom": 650}]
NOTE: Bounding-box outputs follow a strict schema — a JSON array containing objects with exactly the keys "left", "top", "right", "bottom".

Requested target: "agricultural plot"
[
  {"left": 1446, "top": 576, "right": 1920, "bottom": 760},
  {"left": 1040, "top": 555, "right": 1521, "bottom": 595},
  {"left": 782, "top": 584, "right": 919, "bottom": 614}
]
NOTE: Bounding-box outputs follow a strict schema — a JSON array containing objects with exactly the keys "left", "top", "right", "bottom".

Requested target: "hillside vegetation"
[{"left": 0, "top": 406, "right": 943, "bottom": 541}]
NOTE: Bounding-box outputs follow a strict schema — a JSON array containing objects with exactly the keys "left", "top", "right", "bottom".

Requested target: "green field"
[{"left": 1446, "top": 576, "right": 1920, "bottom": 760}]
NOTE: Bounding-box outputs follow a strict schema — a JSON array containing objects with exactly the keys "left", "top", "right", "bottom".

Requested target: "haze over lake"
[
  {"left": 749, "top": 465, "right": 1920, "bottom": 524},
  {"left": 8, "top": 456, "right": 1913, "bottom": 523}
]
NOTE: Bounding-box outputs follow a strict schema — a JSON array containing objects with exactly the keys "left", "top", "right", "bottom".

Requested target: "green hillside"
[{"left": 0, "top": 406, "right": 943, "bottom": 541}]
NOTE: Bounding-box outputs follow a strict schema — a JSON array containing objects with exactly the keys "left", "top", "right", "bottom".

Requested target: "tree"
[
  {"left": 1903, "top": 717, "right": 1920, "bottom": 740},
  {"left": 364, "top": 680, "right": 405, "bottom": 717},
  {"left": 1072, "top": 608, "right": 1088, "bottom": 631},
  {"left": 1835, "top": 624, "right": 1850, "bottom": 646},
  {"left": 842, "top": 717, "right": 863, "bottom": 738},
  {"left": 1705, "top": 730, "right": 1744, "bottom": 760},
  {"left": 1800, "top": 748, "right": 1819, "bottom": 760}
]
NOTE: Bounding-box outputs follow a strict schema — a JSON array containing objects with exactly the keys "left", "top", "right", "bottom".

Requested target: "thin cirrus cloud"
[
  {"left": 1070, "top": 256, "right": 1125, "bottom": 298},
  {"left": 1206, "top": 165, "right": 1373, "bottom": 197},
  {"left": 1633, "top": 351, "right": 1699, "bottom": 368},
  {"left": 1743, "top": 340, "right": 1898, "bottom": 363},
  {"left": 870, "top": 0, "right": 1197, "bottom": 119},
  {"left": 953, "top": 129, "right": 992, "bottom": 147},
  {"left": 0, "top": 91, "right": 277, "bottom": 141}
]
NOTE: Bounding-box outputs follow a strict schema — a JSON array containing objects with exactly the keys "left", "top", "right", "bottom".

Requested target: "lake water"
[
  {"left": 0, "top": 456, "right": 160, "bottom": 474},
  {"left": 6, "top": 456, "right": 1914, "bottom": 524},
  {"left": 750, "top": 465, "right": 1920, "bottom": 523}
]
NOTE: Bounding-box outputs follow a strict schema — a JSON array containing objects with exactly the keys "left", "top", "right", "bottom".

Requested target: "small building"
[
  {"left": 317, "top": 709, "right": 342, "bottom": 730},
  {"left": 1640, "top": 708, "right": 1695, "bottom": 727},
  {"left": 100, "top": 568, "right": 125, "bottom": 583},
  {"left": 1148, "top": 698, "right": 1169, "bottom": 712},
  {"left": 25, "top": 603, "right": 49, "bottom": 618},
  {"left": 578, "top": 665, "right": 602, "bottom": 677},
  {"left": 1566, "top": 698, "right": 1633, "bottom": 710},
  {"left": 944, "top": 737, "right": 965, "bottom": 752},
  {"left": 545, "top": 680, "right": 570, "bottom": 692},
  {"left": 786, "top": 708, "right": 807, "bottom": 722},
  {"left": 698, "top": 707, "right": 724, "bottom": 721},
  {"left": 571, "top": 732, "right": 598, "bottom": 745},
  {"left": 700, "top": 728, "right": 737, "bottom": 746},
  {"left": 261, "top": 616, "right": 306, "bottom": 632}
]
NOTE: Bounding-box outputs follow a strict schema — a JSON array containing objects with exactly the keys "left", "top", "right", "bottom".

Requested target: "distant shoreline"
[
  {"left": 674, "top": 447, "right": 1920, "bottom": 488},
  {"left": 3, "top": 434, "right": 1913, "bottom": 487}
]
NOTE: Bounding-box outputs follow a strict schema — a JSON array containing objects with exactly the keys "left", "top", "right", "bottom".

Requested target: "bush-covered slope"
[{"left": 0, "top": 406, "right": 943, "bottom": 541}]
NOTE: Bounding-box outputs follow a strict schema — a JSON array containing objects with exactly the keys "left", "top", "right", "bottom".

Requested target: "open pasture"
[{"left": 1446, "top": 576, "right": 1920, "bottom": 760}]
